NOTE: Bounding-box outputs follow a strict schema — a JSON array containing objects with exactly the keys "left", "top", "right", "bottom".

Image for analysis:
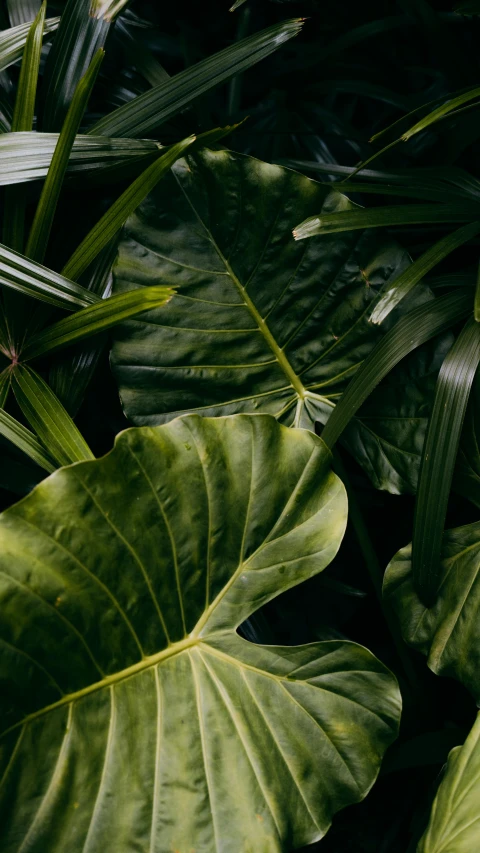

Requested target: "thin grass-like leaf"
[
  {"left": 0, "top": 16, "right": 59, "bottom": 73},
  {"left": 371, "top": 221, "right": 480, "bottom": 324},
  {"left": 293, "top": 204, "right": 480, "bottom": 239},
  {"left": 0, "top": 132, "right": 159, "bottom": 185},
  {"left": 23, "top": 285, "right": 174, "bottom": 360},
  {"left": 0, "top": 405, "right": 56, "bottom": 472},
  {"left": 3, "top": 2, "right": 46, "bottom": 255},
  {"left": 412, "top": 318, "right": 480, "bottom": 605},
  {"left": 0, "top": 243, "right": 100, "bottom": 310},
  {"left": 61, "top": 133, "right": 196, "bottom": 281},
  {"left": 26, "top": 50, "right": 104, "bottom": 263},
  {"left": 0, "top": 368, "right": 10, "bottom": 407},
  {"left": 42, "top": 0, "right": 109, "bottom": 131},
  {"left": 49, "top": 241, "right": 116, "bottom": 415},
  {"left": 12, "top": 364, "right": 94, "bottom": 465},
  {"left": 89, "top": 19, "right": 304, "bottom": 138},
  {"left": 321, "top": 290, "right": 472, "bottom": 449}
]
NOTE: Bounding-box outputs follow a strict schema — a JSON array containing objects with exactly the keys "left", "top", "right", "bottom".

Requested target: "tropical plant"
[{"left": 2, "top": 0, "right": 480, "bottom": 851}]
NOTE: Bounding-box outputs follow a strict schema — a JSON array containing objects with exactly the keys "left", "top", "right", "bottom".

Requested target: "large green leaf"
[
  {"left": 383, "top": 521, "right": 480, "bottom": 701},
  {"left": 0, "top": 414, "right": 401, "bottom": 851},
  {"left": 110, "top": 149, "right": 439, "bottom": 492},
  {"left": 418, "top": 712, "right": 480, "bottom": 853}
]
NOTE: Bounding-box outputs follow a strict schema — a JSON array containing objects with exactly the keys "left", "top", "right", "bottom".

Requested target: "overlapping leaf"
[
  {"left": 0, "top": 132, "right": 160, "bottom": 185},
  {"left": 0, "top": 414, "right": 401, "bottom": 851},
  {"left": 384, "top": 520, "right": 480, "bottom": 701},
  {"left": 110, "top": 148, "right": 439, "bottom": 493}
]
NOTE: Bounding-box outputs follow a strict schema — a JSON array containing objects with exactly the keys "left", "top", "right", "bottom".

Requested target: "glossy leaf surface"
[
  {"left": 0, "top": 415, "right": 401, "bottom": 851},
  {"left": 111, "top": 149, "right": 413, "bottom": 432}
]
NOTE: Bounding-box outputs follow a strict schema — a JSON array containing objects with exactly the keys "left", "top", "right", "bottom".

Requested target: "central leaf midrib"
[{"left": 172, "top": 170, "right": 307, "bottom": 402}]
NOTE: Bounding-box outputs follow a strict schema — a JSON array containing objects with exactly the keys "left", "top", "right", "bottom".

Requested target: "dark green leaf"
[
  {"left": 412, "top": 318, "right": 480, "bottom": 605},
  {"left": 110, "top": 150, "right": 421, "bottom": 459},
  {"left": 384, "top": 521, "right": 480, "bottom": 701},
  {"left": 26, "top": 49, "right": 105, "bottom": 263},
  {"left": 41, "top": 0, "right": 111, "bottom": 131},
  {"left": 0, "top": 414, "right": 401, "bottom": 850},
  {"left": 89, "top": 19, "right": 304, "bottom": 138},
  {"left": 320, "top": 290, "right": 472, "bottom": 449}
]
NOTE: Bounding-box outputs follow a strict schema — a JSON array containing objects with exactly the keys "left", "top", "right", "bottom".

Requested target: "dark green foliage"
[{"left": 2, "top": 1, "right": 480, "bottom": 851}]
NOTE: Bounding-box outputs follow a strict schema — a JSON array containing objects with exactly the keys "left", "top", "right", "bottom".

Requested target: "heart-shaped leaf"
[
  {"left": 0, "top": 414, "right": 401, "bottom": 852},
  {"left": 384, "top": 521, "right": 480, "bottom": 701},
  {"left": 110, "top": 148, "right": 434, "bottom": 493}
]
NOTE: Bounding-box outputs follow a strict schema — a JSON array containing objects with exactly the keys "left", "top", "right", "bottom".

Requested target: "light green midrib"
[
  {"left": 222, "top": 254, "right": 306, "bottom": 401},
  {"left": 171, "top": 168, "right": 332, "bottom": 406}
]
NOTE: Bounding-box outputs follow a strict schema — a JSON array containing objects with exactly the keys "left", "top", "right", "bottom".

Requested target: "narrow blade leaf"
[
  {"left": 293, "top": 204, "right": 480, "bottom": 240},
  {"left": 11, "top": 364, "right": 94, "bottom": 465},
  {"left": 0, "top": 405, "right": 56, "bottom": 472},
  {"left": 61, "top": 134, "right": 196, "bottom": 282},
  {"left": 370, "top": 220, "right": 480, "bottom": 324},
  {"left": 0, "top": 243, "right": 100, "bottom": 310},
  {"left": 0, "top": 17, "right": 59, "bottom": 73},
  {"left": 89, "top": 19, "right": 304, "bottom": 138},
  {"left": 23, "top": 286, "right": 174, "bottom": 360},
  {"left": 26, "top": 49, "right": 105, "bottom": 263},
  {"left": 412, "top": 318, "right": 480, "bottom": 605},
  {"left": 321, "top": 290, "right": 472, "bottom": 449}
]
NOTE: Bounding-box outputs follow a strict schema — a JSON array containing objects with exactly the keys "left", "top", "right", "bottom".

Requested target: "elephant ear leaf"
[
  {"left": 0, "top": 414, "right": 400, "bottom": 852},
  {"left": 110, "top": 148, "right": 436, "bottom": 494},
  {"left": 418, "top": 712, "right": 480, "bottom": 853}
]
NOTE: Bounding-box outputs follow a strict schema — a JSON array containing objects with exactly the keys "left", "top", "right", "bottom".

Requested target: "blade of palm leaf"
[
  {"left": 369, "top": 84, "right": 475, "bottom": 143},
  {"left": 6, "top": 0, "right": 41, "bottom": 26},
  {"left": 293, "top": 204, "right": 480, "bottom": 239},
  {"left": 371, "top": 221, "right": 480, "bottom": 324},
  {"left": 88, "top": 18, "right": 304, "bottom": 138},
  {"left": 0, "top": 243, "right": 100, "bottom": 311},
  {"left": 3, "top": 3, "right": 46, "bottom": 351},
  {"left": 0, "top": 368, "right": 10, "bottom": 407},
  {"left": 26, "top": 49, "right": 104, "bottom": 264},
  {"left": 320, "top": 289, "right": 472, "bottom": 449},
  {"left": 0, "top": 132, "right": 160, "bottom": 186},
  {"left": 475, "top": 259, "right": 480, "bottom": 322},
  {"left": 3, "top": 2, "right": 46, "bottom": 254},
  {"left": 61, "top": 133, "right": 196, "bottom": 282},
  {"left": 0, "top": 405, "right": 56, "bottom": 472},
  {"left": 11, "top": 363, "right": 94, "bottom": 466},
  {"left": 41, "top": 0, "right": 110, "bottom": 131},
  {"left": 49, "top": 239, "right": 116, "bottom": 415},
  {"left": 412, "top": 318, "right": 480, "bottom": 605},
  {"left": 0, "top": 17, "right": 59, "bottom": 73},
  {"left": 22, "top": 285, "right": 174, "bottom": 360}
]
